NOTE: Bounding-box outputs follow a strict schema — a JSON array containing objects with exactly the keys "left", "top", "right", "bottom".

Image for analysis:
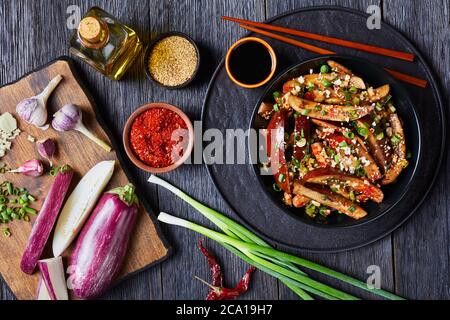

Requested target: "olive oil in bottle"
[{"left": 69, "top": 7, "right": 143, "bottom": 80}]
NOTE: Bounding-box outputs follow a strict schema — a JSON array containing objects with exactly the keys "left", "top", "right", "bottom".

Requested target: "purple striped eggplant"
[
  {"left": 68, "top": 184, "right": 139, "bottom": 299},
  {"left": 21, "top": 167, "right": 73, "bottom": 274}
]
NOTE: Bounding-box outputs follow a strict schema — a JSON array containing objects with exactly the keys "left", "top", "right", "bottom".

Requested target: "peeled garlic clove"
[
  {"left": 37, "top": 139, "right": 56, "bottom": 166},
  {"left": 8, "top": 159, "right": 44, "bottom": 177}
]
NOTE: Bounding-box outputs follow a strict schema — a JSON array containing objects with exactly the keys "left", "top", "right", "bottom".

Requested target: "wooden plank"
[
  {"left": 0, "top": 0, "right": 166, "bottom": 300},
  {"left": 156, "top": 0, "right": 279, "bottom": 300},
  {"left": 383, "top": 0, "right": 450, "bottom": 299},
  {"left": 264, "top": 0, "right": 395, "bottom": 300}
]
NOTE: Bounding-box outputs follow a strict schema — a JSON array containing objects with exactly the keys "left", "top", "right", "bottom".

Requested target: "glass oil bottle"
[{"left": 69, "top": 7, "right": 143, "bottom": 80}]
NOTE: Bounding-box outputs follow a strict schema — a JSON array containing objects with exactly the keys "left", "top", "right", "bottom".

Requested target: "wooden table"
[{"left": 0, "top": 0, "right": 448, "bottom": 300}]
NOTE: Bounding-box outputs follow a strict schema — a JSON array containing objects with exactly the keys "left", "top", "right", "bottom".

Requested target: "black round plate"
[
  {"left": 201, "top": 6, "right": 446, "bottom": 252},
  {"left": 250, "top": 55, "right": 422, "bottom": 228}
]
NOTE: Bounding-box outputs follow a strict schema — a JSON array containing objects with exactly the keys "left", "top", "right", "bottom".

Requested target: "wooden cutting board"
[{"left": 0, "top": 58, "right": 170, "bottom": 300}]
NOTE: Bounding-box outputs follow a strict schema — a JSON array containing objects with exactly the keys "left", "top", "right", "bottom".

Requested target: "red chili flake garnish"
[
  {"left": 197, "top": 240, "right": 256, "bottom": 300},
  {"left": 130, "top": 108, "right": 188, "bottom": 168}
]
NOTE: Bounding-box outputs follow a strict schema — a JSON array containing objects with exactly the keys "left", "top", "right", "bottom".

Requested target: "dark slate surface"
[{"left": 0, "top": 0, "right": 448, "bottom": 300}]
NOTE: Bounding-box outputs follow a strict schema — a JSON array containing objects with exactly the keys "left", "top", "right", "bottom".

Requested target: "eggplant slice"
[
  {"left": 286, "top": 94, "right": 374, "bottom": 122},
  {"left": 293, "top": 182, "right": 367, "bottom": 219},
  {"left": 381, "top": 113, "right": 408, "bottom": 185}
]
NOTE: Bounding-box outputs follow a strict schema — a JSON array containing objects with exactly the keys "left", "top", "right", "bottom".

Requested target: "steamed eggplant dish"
[{"left": 259, "top": 60, "right": 409, "bottom": 221}]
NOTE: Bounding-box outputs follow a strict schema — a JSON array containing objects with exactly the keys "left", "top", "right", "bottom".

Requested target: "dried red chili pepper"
[
  {"left": 197, "top": 240, "right": 256, "bottom": 300},
  {"left": 205, "top": 267, "right": 256, "bottom": 300},
  {"left": 198, "top": 240, "right": 223, "bottom": 287}
]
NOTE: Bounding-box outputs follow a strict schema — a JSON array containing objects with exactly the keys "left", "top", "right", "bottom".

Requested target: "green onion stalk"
[
  {"left": 149, "top": 175, "right": 313, "bottom": 300},
  {"left": 148, "top": 175, "right": 404, "bottom": 300}
]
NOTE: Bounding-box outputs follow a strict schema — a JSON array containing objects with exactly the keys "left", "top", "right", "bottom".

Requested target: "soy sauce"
[{"left": 228, "top": 41, "right": 273, "bottom": 85}]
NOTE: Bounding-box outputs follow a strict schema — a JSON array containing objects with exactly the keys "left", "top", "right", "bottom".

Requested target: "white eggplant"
[
  {"left": 36, "top": 276, "right": 51, "bottom": 300},
  {"left": 52, "top": 160, "right": 115, "bottom": 256},
  {"left": 37, "top": 256, "right": 68, "bottom": 300}
]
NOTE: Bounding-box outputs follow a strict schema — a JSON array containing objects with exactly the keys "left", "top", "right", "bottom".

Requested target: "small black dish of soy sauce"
[{"left": 225, "top": 37, "right": 277, "bottom": 89}]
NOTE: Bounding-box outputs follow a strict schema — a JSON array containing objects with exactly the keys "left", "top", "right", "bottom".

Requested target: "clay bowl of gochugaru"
[{"left": 123, "top": 102, "right": 194, "bottom": 173}]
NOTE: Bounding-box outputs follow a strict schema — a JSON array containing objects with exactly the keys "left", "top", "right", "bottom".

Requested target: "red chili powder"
[{"left": 130, "top": 108, "right": 188, "bottom": 168}]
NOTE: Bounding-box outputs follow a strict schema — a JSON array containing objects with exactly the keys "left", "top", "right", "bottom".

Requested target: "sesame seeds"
[{"left": 148, "top": 35, "right": 198, "bottom": 87}]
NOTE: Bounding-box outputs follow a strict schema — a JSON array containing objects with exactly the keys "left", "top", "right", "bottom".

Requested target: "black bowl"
[
  {"left": 143, "top": 31, "right": 200, "bottom": 89},
  {"left": 250, "top": 55, "right": 422, "bottom": 228}
]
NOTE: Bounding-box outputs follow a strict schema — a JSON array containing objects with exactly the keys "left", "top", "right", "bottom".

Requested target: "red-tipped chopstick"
[
  {"left": 222, "top": 16, "right": 415, "bottom": 62},
  {"left": 239, "top": 24, "right": 427, "bottom": 88}
]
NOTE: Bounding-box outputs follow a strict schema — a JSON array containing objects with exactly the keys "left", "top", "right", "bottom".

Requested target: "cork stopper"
[{"left": 78, "top": 16, "right": 108, "bottom": 48}]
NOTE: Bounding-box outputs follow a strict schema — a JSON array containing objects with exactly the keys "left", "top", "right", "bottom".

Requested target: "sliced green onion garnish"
[
  {"left": 273, "top": 183, "right": 281, "bottom": 192},
  {"left": 322, "top": 79, "right": 332, "bottom": 87},
  {"left": 278, "top": 173, "right": 286, "bottom": 183},
  {"left": 356, "top": 127, "right": 369, "bottom": 138},
  {"left": 320, "top": 65, "right": 330, "bottom": 73},
  {"left": 391, "top": 135, "right": 401, "bottom": 145},
  {"left": 344, "top": 91, "right": 351, "bottom": 101},
  {"left": 343, "top": 131, "right": 354, "bottom": 139},
  {"left": 376, "top": 132, "right": 385, "bottom": 140},
  {"left": 300, "top": 109, "right": 311, "bottom": 116},
  {"left": 349, "top": 86, "right": 358, "bottom": 94}
]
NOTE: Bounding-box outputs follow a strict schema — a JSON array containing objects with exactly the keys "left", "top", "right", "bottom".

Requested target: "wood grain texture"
[
  {"left": 0, "top": 59, "right": 168, "bottom": 300},
  {"left": 383, "top": 0, "right": 450, "bottom": 299},
  {"left": 0, "top": 0, "right": 448, "bottom": 300}
]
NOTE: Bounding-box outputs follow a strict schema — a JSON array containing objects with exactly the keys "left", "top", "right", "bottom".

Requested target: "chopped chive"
[
  {"left": 6, "top": 183, "right": 13, "bottom": 195},
  {"left": 278, "top": 174, "right": 286, "bottom": 183},
  {"left": 273, "top": 104, "right": 280, "bottom": 111},
  {"left": 2, "top": 228, "right": 11, "bottom": 237},
  {"left": 23, "top": 207, "right": 37, "bottom": 215}
]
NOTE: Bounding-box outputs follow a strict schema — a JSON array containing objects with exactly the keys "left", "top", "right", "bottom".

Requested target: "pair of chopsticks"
[{"left": 222, "top": 16, "right": 427, "bottom": 88}]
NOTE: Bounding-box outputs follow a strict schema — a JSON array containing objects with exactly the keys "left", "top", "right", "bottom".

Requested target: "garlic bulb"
[
  {"left": 52, "top": 104, "right": 112, "bottom": 152},
  {"left": 16, "top": 75, "right": 63, "bottom": 128}
]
